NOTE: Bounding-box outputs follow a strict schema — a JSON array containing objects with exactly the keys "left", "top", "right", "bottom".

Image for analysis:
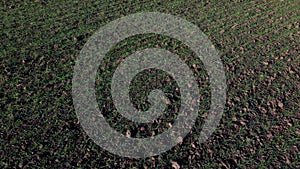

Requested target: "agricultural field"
[{"left": 1, "top": 0, "right": 299, "bottom": 168}]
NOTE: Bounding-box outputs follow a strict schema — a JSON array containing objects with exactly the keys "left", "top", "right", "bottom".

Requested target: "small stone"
[
  {"left": 278, "top": 101, "right": 284, "bottom": 109},
  {"left": 126, "top": 130, "right": 131, "bottom": 138},
  {"left": 232, "top": 117, "right": 237, "bottom": 122},
  {"left": 171, "top": 161, "right": 180, "bottom": 169}
]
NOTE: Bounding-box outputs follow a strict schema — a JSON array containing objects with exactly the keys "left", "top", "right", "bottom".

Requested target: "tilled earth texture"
[{"left": 1, "top": 0, "right": 299, "bottom": 168}]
